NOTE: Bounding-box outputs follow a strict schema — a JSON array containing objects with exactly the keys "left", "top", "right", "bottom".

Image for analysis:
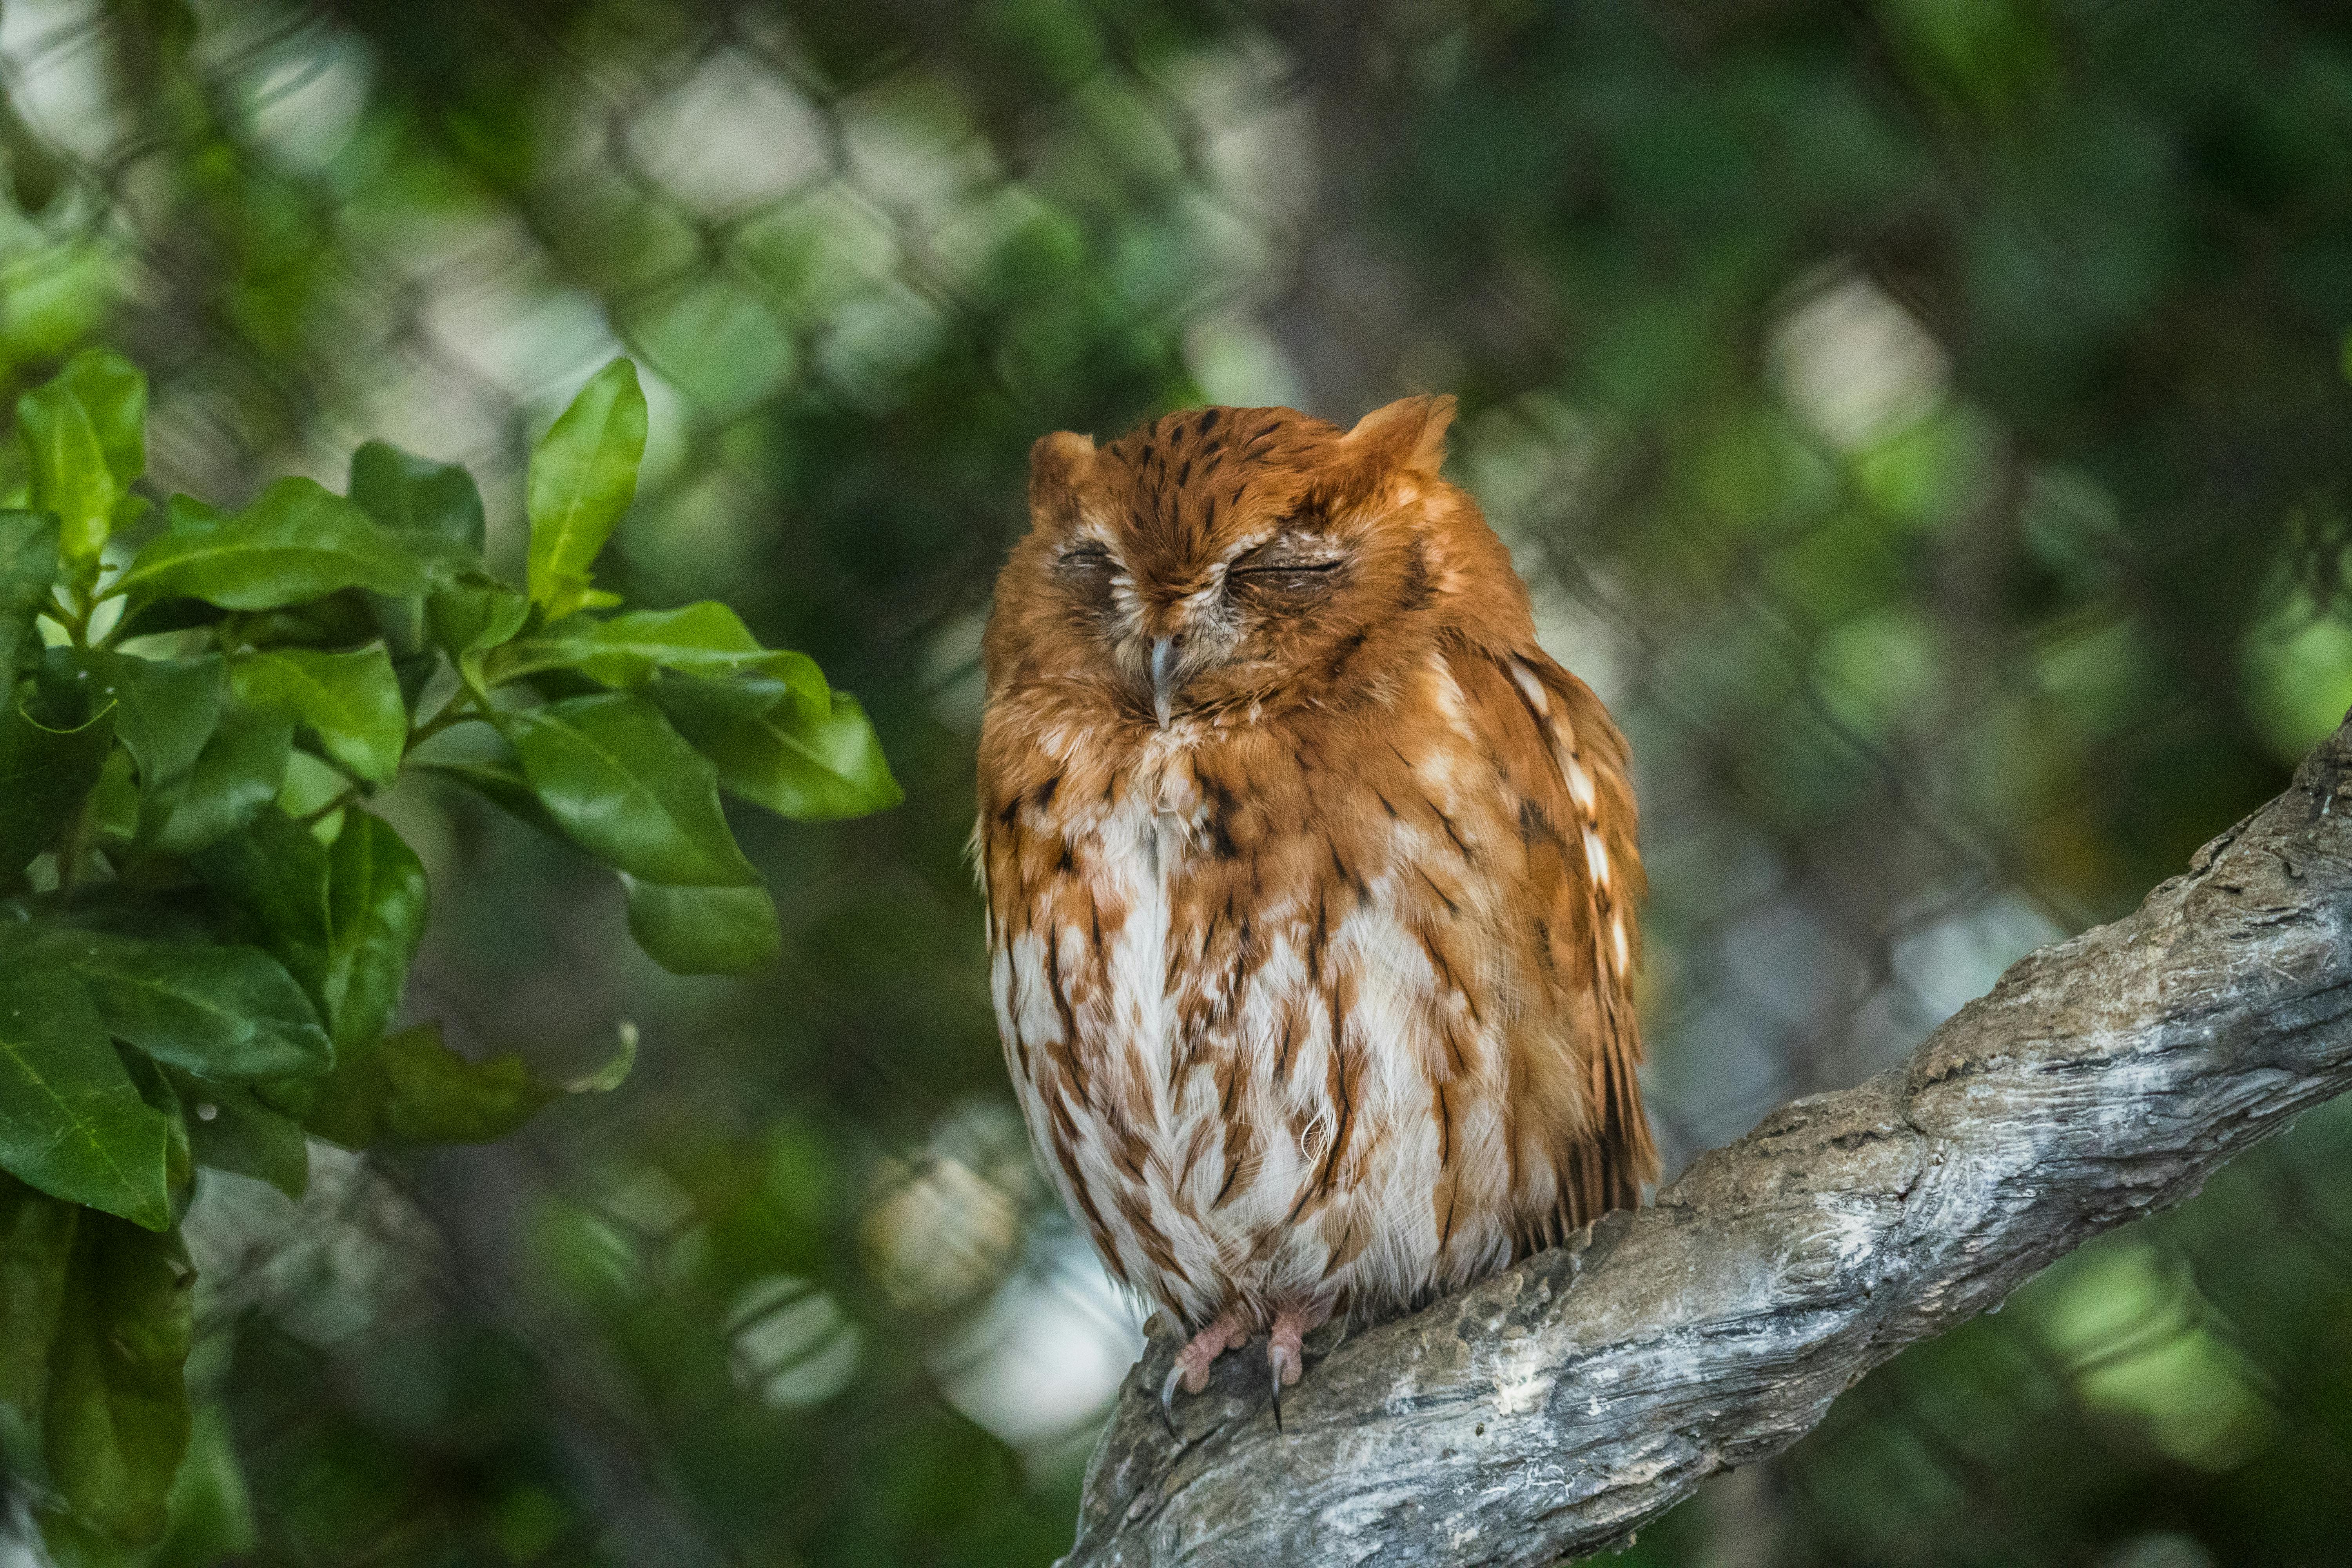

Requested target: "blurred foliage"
[
  {"left": 0, "top": 0, "right": 2348, "bottom": 1563},
  {"left": 0, "top": 345, "right": 894, "bottom": 1559}
]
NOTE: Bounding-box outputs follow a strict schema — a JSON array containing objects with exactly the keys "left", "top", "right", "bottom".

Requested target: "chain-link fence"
[{"left": 3, "top": 1, "right": 2350, "bottom": 1563}]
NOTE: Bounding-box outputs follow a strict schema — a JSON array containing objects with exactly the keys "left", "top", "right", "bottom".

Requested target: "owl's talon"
[
  {"left": 1158, "top": 1361, "right": 1184, "bottom": 1438},
  {"left": 1165, "top": 1309, "right": 1248, "bottom": 1428},
  {"left": 1269, "top": 1358, "right": 1285, "bottom": 1433}
]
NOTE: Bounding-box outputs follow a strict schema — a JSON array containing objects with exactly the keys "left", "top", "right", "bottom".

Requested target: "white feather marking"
[
  {"left": 1564, "top": 757, "right": 1596, "bottom": 813},
  {"left": 1583, "top": 827, "right": 1611, "bottom": 889},
  {"left": 1509, "top": 660, "right": 1549, "bottom": 715},
  {"left": 1611, "top": 914, "right": 1630, "bottom": 976}
]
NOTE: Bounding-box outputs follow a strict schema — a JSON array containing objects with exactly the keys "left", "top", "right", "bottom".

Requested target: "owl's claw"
[
  {"left": 1160, "top": 1311, "right": 1248, "bottom": 1437},
  {"left": 1263, "top": 1302, "right": 1323, "bottom": 1432}
]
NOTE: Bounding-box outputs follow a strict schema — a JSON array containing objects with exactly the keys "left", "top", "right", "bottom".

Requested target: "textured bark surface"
[{"left": 1063, "top": 716, "right": 2352, "bottom": 1568}]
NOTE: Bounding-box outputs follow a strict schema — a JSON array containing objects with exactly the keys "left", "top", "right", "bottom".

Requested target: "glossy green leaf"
[
  {"left": 111, "top": 477, "right": 436, "bottom": 613},
  {"left": 347, "top": 440, "right": 486, "bottom": 555},
  {"left": 51, "top": 349, "right": 146, "bottom": 492},
  {"left": 321, "top": 811, "right": 428, "bottom": 1051},
  {"left": 169, "top": 1073, "right": 307, "bottom": 1199},
  {"left": 497, "top": 602, "right": 826, "bottom": 695},
  {"left": 49, "top": 931, "right": 331, "bottom": 1081},
  {"left": 0, "top": 1174, "right": 76, "bottom": 1457},
  {"left": 43, "top": 1213, "right": 192, "bottom": 1546},
  {"left": 229, "top": 645, "right": 406, "bottom": 784},
  {"left": 427, "top": 571, "right": 531, "bottom": 657},
  {"left": 200, "top": 808, "right": 425, "bottom": 1052},
  {"left": 503, "top": 692, "right": 760, "bottom": 886},
  {"left": 0, "top": 969, "right": 170, "bottom": 1229},
  {"left": 187, "top": 806, "right": 330, "bottom": 1000},
  {"left": 62, "top": 651, "right": 223, "bottom": 786},
  {"left": 302, "top": 1022, "right": 555, "bottom": 1147},
  {"left": 121, "top": 1050, "right": 191, "bottom": 1221},
  {"left": 0, "top": 688, "right": 116, "bottom": 884},
  {"left": 18, "top": 378, "right": 116, "bottom": 563},
  {"left": 138, "top": 706, "right": 292, "bottom": 856},
  {"left": 653, "top": 677, "right": 903, "bottom": 822},
  {"left": 0, "top": 509, "right": 57, "bottom": 678},
  {"left": 622, "top": 875, "right": 782, "bottom": 975},
  {"left": 525, "top": 359, "right": 646, "bottom": 615}
]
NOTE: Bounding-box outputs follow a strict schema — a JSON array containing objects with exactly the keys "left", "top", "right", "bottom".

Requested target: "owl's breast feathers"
[{"left": 977, "top": 635, "right": 1652, "bottom": 1330}]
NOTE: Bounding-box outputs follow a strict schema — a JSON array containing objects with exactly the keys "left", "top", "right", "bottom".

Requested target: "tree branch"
[{"left": 1063, "top": 715, "right": 2352, "bottom": 1568}]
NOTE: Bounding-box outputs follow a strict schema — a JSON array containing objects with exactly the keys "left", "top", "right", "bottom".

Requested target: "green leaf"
[
  {"left": 525, "top": 359, "right": 646, "bottom": 615},
  {"left": 275, "top": 748, "right": 348, "bottom": 825},
  {"left": 320, "top": 811, "right": 428, "bottom": 1051},
  {"left": 87, "top": 747, "right": 138, "bottom": 846},
  {"left": 138, "top": 705, "right": 292, "bottom": 856},
  {"left": 43, "top": 1212, "right": 192, "bottom": 1546},
  {"left": 169, "top": 1073, "right": 307, "bottom": 1199},
  {"left": 0, "top": 1175, "right": 76, "bottom": 1458},
  {"left": 347, "top": 440, "right": 485, "bottom": 556},
  {"left": 18, "top": 377, "right": 117, "bottom": 564},
  {"left": 302, "top": 1022, "right": 555, "bottom": 1147},
  {"left": 121, "top": 1049, "right": 191, "bottom": 1220},
  {"left": 502, "top": 692, "right": 760, "bottom": 885},
  {"left": 427, "top": 570, "right": 530, "bottom": 657},
  {"left": 198, "top": 808, "right": 425, "bottom": 1052},
  {"left": 48, "top": 931, "right": 331, "bottom": 1081},
  {"left": 496, "top": 601, "right": 829, "bottom": 695},
  {"left": 622, "top": 875, "right": 782, "bottom": 975},
  {"left": 229, "top": 644, "right": 406, "bottom": 784},
  {"left": 0, "top": 686, "right": 116, "bottom": 884},
  {"left": 61, "top": 650, "right": 223, "bottom": 786},
  {"left": 52, "top": 349, "right": 147, "bottom": 493},
  {"left": 0, "top": 969, "right": 170, "bottom": 1229},
  {"left": 653, "top": 677, "right": 903, "bottom": 822},
  {"left": 149, "top": 1404, "right": 258, "bottom": 1567},
  {"left": 0, "top": 509, "right": 58, "bottom": 678},
  {"left": 111, "top": 477, "right": 436, "bottom": 613}
]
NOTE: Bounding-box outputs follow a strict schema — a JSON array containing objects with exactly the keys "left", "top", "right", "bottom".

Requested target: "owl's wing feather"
[{"left": 1459, "top": 644, "right": 1655, "bottom": 1245}]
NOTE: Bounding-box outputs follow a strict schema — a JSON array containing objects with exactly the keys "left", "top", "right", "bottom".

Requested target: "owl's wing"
[{"left": 1459, "top": 644, "right": 1656, "bottom": 1243}]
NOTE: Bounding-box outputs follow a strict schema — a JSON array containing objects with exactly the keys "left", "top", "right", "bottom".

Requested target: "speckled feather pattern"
[{"left": 976, "top": 399, "right": 1653, "bottom": 1340}]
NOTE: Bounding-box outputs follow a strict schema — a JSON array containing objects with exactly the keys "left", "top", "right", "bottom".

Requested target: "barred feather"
[{"left": 977, "top": 398, "right": 1653, "bottom": 1343}]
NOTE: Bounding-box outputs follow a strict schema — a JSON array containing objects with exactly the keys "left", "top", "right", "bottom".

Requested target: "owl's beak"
[{"left": 1149, "top": 636, "right": 1179, "bottom": 727}]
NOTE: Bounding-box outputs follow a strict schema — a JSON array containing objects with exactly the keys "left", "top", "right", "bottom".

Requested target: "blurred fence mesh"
[{"left": 4, "top": 1, "right": 2352, "bottom": 1564}]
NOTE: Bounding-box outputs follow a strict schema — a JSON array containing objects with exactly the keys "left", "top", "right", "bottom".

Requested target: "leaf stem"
[
  {"left": 296, "top": 786, "right": 361, "bottom": 828},
  {"left": 404, "top": 686, "right": 484, "bottom": 757}
]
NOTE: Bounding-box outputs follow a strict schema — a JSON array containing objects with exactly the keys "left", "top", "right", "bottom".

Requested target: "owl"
[{"left": 976, "top": 397, "right": 1652, "bottom": 1408}]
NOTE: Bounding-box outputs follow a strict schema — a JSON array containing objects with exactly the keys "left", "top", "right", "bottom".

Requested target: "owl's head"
[{"left": 985, "top": 397, "right": 1527, "bottom": 727}]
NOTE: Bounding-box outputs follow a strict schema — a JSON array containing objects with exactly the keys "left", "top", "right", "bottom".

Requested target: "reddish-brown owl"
[{"left": 976, "top": 397, "right": 1652, "bottom": 1407}]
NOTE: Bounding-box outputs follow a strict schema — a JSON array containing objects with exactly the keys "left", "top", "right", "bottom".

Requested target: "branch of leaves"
[{"left": 0, "top": 349, "right": 897, "bottom": 1555}]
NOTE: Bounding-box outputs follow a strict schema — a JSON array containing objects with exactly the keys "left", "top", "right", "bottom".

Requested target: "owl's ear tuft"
[
  {"left": 1029, "top": 431, "right": 1098, "bottom": 521},
  {"left": 1344, "top": 395, "right": 1456, "bottom": 477}
]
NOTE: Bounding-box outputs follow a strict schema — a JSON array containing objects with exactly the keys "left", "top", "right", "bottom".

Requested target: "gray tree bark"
[{"left": 1063, "top": 715, "right": 2352, "bottom": 1567}]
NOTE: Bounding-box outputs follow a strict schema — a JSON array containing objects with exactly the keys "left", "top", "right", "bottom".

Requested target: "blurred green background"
[{"left": 2, "top": 0, "right": 2351, "bottom": 1563}]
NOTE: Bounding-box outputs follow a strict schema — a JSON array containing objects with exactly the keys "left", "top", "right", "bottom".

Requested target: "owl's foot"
[
  {"left": 1265, "top": 1300, "right": 1334, "bottom": 1430},
  {"left": 1265, "top": 1302, "right": 1327, "bottom": 1390},
  {"left": 1159, "top": 1311, "right": 1251, "bottom": 1434},
  {"left": 1175, "top": 1312, "right": 1250, "bottom": 1394}
]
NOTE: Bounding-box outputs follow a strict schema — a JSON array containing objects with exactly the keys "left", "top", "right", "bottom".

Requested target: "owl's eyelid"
[{"left": 1230, "top": 558, "right": 1341, "bottom": 575}]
